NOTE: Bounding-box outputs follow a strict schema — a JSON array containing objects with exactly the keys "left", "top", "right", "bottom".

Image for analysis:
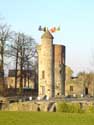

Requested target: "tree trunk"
[
  {"left": 24, "top": 70, "right": 26, "bottom": 87},
  {"left": 1, "top": 45, "right": 5, "bottom": 95},
  {"left": 15, "top": 49, "right": 18, "bottom": 91},
  {"left": 27, "top": 62, "right": 30, "bottom": 88}
]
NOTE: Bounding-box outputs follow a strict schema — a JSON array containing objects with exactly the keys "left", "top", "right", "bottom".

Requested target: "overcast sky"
[{"left": 0, "top": 0, "right": 94, "bottom": 75}]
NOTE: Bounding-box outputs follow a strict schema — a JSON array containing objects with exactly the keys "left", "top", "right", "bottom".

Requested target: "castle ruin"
[{"left": 37, "top": 30, "right": 65, "bottom": 98}]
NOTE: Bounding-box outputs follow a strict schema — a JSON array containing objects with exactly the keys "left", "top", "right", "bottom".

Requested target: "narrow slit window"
[
  {"left": 70, "top": 86, "right": 73, "bottom": 92},
  {"left": 42, "top": 71, "right": 45, "bottom": 79}
]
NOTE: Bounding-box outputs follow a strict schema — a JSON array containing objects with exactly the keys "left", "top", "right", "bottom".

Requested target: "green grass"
[{"left": 0, "top": 112, "right": 94, "bottom": 125}]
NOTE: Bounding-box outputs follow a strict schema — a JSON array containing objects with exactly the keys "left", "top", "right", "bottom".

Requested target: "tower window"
[
  {"left": 70, "top": 86, "right": 73, "bottom": 92},
  {"left": 42, "top": 71, "right": 45, "bottom": 79}
]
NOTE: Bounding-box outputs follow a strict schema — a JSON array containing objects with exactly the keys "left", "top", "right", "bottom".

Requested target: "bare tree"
[
  {"left": 0, "top": 23, "right": 11, "bottom": 93},
  {"left": 8, "top": 32, "right": 37, "bottom": 95}
]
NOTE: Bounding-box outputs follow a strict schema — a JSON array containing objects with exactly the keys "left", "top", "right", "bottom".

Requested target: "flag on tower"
[
  {"left": 50, "top": 26, "right": 60, "bottom": 33},
  {"left": 57, "top": 26, "right": 60, "bottom": 31},
  {"left": 50, "top": 27, "right": 56, "bottom": 33}
]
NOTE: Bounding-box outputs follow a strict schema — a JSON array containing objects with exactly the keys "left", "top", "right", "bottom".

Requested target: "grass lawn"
[{"left": 0, "top": 112, "right": 94, "bottom": 125}]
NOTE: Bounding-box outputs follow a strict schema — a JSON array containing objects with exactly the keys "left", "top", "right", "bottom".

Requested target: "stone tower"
[
  {"left": 54, "top": 45, "right": 65, "bottom": 96},
  {"left": 37, "top": 30, "right": 65, "bottom": 98}
]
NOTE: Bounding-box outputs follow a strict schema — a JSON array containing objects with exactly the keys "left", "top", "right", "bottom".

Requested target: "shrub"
[
  {"left": 57, "top": 102, "right": 68, "bottom": 112},
  {"left": 57, "top": 102, "right": 84, "bottom": 113},
  {"left": 87, "top": 105, "right": 94, "bottom": 113}
]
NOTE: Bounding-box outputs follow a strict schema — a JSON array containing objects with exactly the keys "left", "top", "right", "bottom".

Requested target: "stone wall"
[
  {"left": 3, "top": 101, "right": 56, "bottom": 112},
  {"left": 65, "top": 82, "right": 83, "bottom": 97},
  {"left": 2, "top": 100, "right": 94, "bottom": 112}
]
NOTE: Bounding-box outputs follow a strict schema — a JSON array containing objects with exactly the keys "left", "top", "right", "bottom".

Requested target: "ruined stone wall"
[
  {"left": 2, "top": 100, "right": 94, "bottom": 112},
  {"left": 3, "top": 101, "right": 56, "bottom": 112},
  {"left": 65, "top": 82, "right": 83, "bottom": 97},
  {"left": 88, "top": 83, "right": 94, "bottom": 97}
]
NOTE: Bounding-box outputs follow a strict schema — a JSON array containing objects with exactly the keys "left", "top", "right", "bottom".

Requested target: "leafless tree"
[
  {"left": 0, "top": 22, "right": 11, "bottom": 92},
  {"left": 8, "top": 32, "right": 37, "bottom": 95}
]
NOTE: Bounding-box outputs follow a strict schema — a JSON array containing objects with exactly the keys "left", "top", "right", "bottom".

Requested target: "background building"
[
  {"left": 7, "top": 69, "right": 37, "bottom": 89},
  {"left": 4, "top": 69, "right": 38, "bottom": 96}
]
